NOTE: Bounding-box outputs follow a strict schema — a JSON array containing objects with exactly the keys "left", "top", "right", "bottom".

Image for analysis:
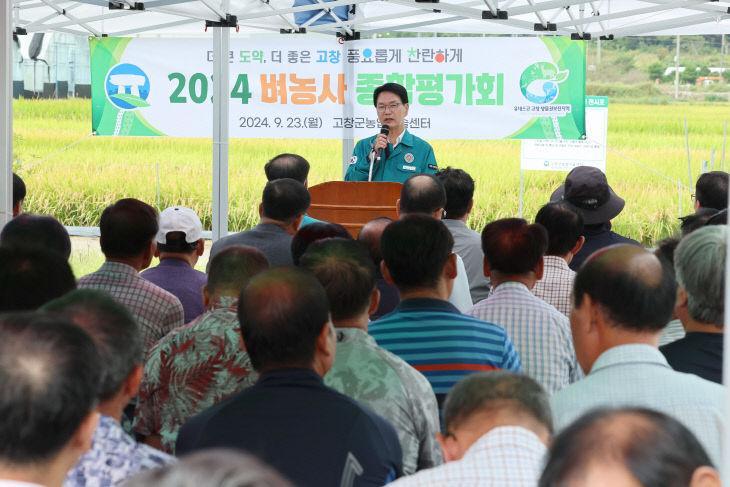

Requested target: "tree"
[
  {"left": 723, "top": 70, "right": 730, "bottom": 84},
  {"left": 680, "top": 65, "right": 699, "bottom": 84},
  {"left": 647, "top": 62, "right": 665, "bottom": 81}
]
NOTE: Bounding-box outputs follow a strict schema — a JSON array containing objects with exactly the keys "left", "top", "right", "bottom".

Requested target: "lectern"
[{"left": 307, "top": 181, "right": 403, "bottom": 238}]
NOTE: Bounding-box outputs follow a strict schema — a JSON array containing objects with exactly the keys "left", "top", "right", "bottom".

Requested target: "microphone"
[{"left": 374, "top": 125, "right": 390, "bottom": 162}]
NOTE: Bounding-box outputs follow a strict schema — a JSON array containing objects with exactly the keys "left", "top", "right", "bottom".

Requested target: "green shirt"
[{"left": 344, "top": 130, "right": 438, "bottom": 183}]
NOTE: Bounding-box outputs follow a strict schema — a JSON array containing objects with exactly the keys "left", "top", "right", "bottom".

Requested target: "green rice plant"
[{"left": 12, "top": 98, "right": 730, "bottom": 249}]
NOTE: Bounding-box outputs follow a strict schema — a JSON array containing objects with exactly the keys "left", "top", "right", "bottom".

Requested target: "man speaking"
[{"left": 345, "top": 83, "right": 438, "bottom": 183}]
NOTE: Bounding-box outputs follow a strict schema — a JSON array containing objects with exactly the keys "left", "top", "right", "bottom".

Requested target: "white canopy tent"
[{"left": 2, "top": 0, "right": 730, "bottom": 473}]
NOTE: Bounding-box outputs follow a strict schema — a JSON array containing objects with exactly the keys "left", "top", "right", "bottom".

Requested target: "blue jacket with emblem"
[{"left": 344, "top": 130, "right": 438, "bottom": 183}]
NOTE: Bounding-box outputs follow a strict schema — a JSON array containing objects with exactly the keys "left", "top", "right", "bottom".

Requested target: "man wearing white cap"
[{"left": 141, "top": 207, "right": 207, "bottom": 323}]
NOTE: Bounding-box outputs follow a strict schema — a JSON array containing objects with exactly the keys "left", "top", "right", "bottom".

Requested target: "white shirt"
[
  {"left": 389, "top": 426, "right": 546, "bottom": 487},
  {"left": 448, "top": 255, "right": 474, "bottom": 313}
]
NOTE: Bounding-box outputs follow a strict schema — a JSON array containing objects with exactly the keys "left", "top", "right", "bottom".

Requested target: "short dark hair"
[
  {"left": 400, "top": 174, "right": 446, "bottom": 216},
  {"left": 12, "top": 173, "right": 26, "bottom": 208},
  {"left": 0, "top": 247, "right": 76, "bottom": 312},
  {"left": 654, "top": 237, "right": 680, "bottom": 269},
  {"left": 573, "top": 245, "right": 676, "bottom": 332},
  {"left": 299, "top": 239, "right": 376, "bottom": 322},
  {"left": 482, "top": 218, "right": 548, "bottom": 274},
  {"left": 534, "top": 201, "right": 584, "bottom": 257},
  {"left": 435, "top": 167, "right": 474, "bottom": 220},
  {"left": 539, "top": 407, "right": 715, "bottom": 487},
  {"left": 43, "top": 289, "right": 142, "bottom": 401},
  {"left": 0, "top": 213, "right": 72, "bottom": 259},
  {"left": 382, "top": 215, "right": 454, "bottom": 291},
  {"left": 238, "top": 268, "right": 330, "bottom": 371},
  {"left": 99, "top": 198, "right": 158, "bottom": 259},
  {"left": 207, "top": 246, "right": 270, "bottom": 297},
  {"left": 158, "top": 232, "right": 198, "bottom": 254},
  {"left": 443, "top": 371, "right": 553, "bottom": 437},
  {"left": 373, "top": 82, "right": 408, "bottom": 106},
  {"left": 357, "top": 217, "right": 392, "bottom": 266},
  {"left": 291, "top": 222, "right": 353, "bottom": 266},
  {"left": 679, "top": 207, "right": 718, "bottom": 236},
  {"left": 695, "top": 171, "right": 728, "bottom": 210},
  {"left": 261, "top": 179, "right": 311, "bottom": 224},
  {"left": 0, "top": 312, "right": 101, "bottom": 465},
  {"left": 265, "top": 154, "right": 310, "bottom": 184}
]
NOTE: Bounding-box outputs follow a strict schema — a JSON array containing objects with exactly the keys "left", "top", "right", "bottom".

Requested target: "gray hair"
[
  {"left": 442, "top": 371, "right": 553, "bottom": 436},
  {"left": 126, "top": 449, "right": 294, "bottom": 487},
  {"left": 675, "top": 225, "right": 726, "bottom": 326}
]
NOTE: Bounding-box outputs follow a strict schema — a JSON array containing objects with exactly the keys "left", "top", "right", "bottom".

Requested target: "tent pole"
[
  {"left": 342, "top": 36, "right": 355, "bottom": 178},
  {"left": 211, "top": 24, "right": 230, "bottom": 242},
  {"left": 1, "top": 0, "right": 12, "bottom": 232},
  {"left": 724, "top": 170, "right": 730, "bottom": 477}
]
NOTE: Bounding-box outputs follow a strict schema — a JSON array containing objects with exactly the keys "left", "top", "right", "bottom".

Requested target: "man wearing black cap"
[{"left": 550, "top": 166, "right": 640, "bottom": 270}]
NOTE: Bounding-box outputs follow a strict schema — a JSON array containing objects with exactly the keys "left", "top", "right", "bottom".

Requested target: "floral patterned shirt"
[{"left": 134, "top": 296, "right": 257, "bottom": 453}]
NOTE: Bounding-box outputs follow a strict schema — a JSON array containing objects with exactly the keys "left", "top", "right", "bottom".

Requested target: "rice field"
[{"left": 12, "top": 98, "right": 730, "bottom": 258}]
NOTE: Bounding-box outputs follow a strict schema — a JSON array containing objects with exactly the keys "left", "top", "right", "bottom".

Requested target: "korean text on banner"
[
  {"left": 90, "top": 37, "right": 586, "bottom": 140},
  {"left": 520, "top": 96, "right": 608, "bottom": 172}
]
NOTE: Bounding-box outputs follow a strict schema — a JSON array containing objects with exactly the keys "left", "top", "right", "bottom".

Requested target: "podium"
[{"left": 307, "top": 181, "right": 403, "bottom": 238}]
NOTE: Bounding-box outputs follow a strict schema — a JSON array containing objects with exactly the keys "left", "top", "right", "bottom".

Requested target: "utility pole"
[
  {"left": 597, "top": 38, "right": 601, "bottom": 65},
  {"left": 722, "top": 34, "right": 726, "bottom": 82},
  {"left": 675, "top": 35, "right": 680, "bottom": 100}
]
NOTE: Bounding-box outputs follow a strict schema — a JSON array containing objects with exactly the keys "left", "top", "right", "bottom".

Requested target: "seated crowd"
[{"left": 0, "top": 163, "right": 727, "bottom": 487}]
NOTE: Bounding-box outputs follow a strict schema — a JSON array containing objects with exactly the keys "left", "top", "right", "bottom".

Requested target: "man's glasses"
[{"left": 376, "top": 103, "right": 403, "bottom": 113}]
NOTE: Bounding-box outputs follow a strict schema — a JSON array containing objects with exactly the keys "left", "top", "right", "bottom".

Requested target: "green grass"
[{"left": 12, "top": 98, "right": 730, "bottom": 251}]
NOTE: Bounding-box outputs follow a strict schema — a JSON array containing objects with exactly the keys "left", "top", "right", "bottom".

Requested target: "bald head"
[
  {"left": 357, "top": 217, "right": 392, "bottom": 266},
  {"left": 399, "top": 174, "right": 446, "bottom": 216},
  {"left": 540, "top": 408, "right": 717, "bottom": 487},
  {"left": 573, "top": 245, "right": 676, "bottom": 332}
]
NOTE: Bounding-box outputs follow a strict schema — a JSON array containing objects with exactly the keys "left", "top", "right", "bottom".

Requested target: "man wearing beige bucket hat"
[{"left": 550, "top": 166, "right": 640, "bottom": 271}]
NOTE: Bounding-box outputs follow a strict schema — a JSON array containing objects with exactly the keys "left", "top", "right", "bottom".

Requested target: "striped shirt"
[
  {"left": 369, "top": 298, "right": 522, "bottom": 408},
  {"left": 467, "top": 281, "right": 582, "bottom": 394}
]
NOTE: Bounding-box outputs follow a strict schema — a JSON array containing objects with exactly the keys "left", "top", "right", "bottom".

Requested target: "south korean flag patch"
[{"left": 349, "top": 156, "right": 357, "bottom": 165}]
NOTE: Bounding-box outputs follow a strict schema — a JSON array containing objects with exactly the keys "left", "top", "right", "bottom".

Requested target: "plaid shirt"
[
  {"left": 64, "top": 414, "right": 174, "bottom": 487},
  {"left": 389, "top": 426, "right": 546, "bottom": 487},
  {"left": 466, "top": 282, "right": 582, "bottom": 394},
  {"left": 134, "top": 296, "right": 257, "bottom": 454},
  {"left": 78, "top": 262, "right": 184, "bottom": 354},
  {"left": 532, "top": 255, "right": 575, "bottom": 317}
]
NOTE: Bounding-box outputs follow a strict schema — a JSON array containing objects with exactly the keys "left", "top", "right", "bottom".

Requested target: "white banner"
[
  {"left": 520, "top": 96, "right": 608, "bottom": 172},
  {"left": 91, "top": 37, "right": 586, "bottom": 140}
]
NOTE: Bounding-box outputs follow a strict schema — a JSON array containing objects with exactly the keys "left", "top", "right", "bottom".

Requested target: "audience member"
[
  {"left": 532, "top": 201, "right": 584, "bottom": 316},
  {"left": 397, "top": 174, "right": 473, "bottom": 311},
  {"left": 208, "top": 178, "right": 310, "bottom": 268},
  {"left": 540, "top": 408, "right": 722, "bottom": 487},
  {"left": 0, "top": 247, "right": 76, "bottom": 312},
  {"left": 136, "top": 246, "right": 269, "bottom": 453},
  {"left": 391, "top": 372, "right": 552, "bottom": 487},
  {"left": 680, "top": 207, "right": 718, "bottom": 236},
  {"left": 127, "top": 449, "right": 293, "bottom": 487},
  {"left": 43, "top": 290, "right": 174, "bottom": 487},
  {"left": 78, "top": 198, "right": 184, "bottom": 354},
  {"left": 290, "top": 221, "right": 352, "bottom": 265},
  {"left": 661, "top": 226, "right": 725, "bottom": 384},
  {"left": 141, "top": 206, "right": 207, "bottom": 323},
  {"left": 300, "top": 239, "right": 442, "bottom": 474},
  {"left": 467, "top": 218, "right": 581, "bottom": 394},
  {"left": 694, "top": 170, "right": 728, "bottom": 210},
  {"left": 176, "top": 268, "right": 403, "bottom": 486},
  {"left": 12, "top": 172, "right": 25, "bottom": 217},
  {"left": 0, "top": 213, "right": 72, "bottom": 259},
  {"left": 435, "top": 167, "right": 491, "bottom": 303},
  {"left": 705, "top": 207, "right": 727, "bottom": 226},
  {"left": 370, "top": 215, "right": 522, "bottom": 411},
  {"left": 357, "top": 217, "right": 399, "bottom": 320},
  {"left": 551, "top": 245, "right": 725, "bottom": 467},
  {"left": 265, "top": 153, "right": 323, "bottom": 227},
  {"left": 654, "top": 237, "right": 686, "bottom": 346},
  {"left": 550, "top": 166, "right": 640, "bottom": 270},
  {"left": 0, "top": 312, "right": 101, "bottom": 487}
]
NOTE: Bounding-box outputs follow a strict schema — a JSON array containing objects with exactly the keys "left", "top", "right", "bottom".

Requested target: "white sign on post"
[{"left": 520, "top": 96, "right": 608, "bottom": 172}]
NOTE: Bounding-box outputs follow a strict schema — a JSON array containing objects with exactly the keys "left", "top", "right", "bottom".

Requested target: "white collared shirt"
[{"left": 392, "top": 128, "right": 405, "bottom": 148}]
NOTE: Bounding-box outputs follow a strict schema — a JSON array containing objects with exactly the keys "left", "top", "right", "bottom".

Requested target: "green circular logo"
[{"left": 520, "top": 62, "right": 569, "bottom": 104}]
